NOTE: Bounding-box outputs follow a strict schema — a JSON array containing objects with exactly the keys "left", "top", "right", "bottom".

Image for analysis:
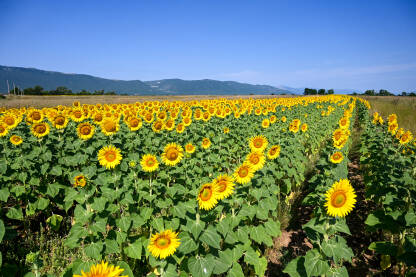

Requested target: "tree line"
[
  {"left": 7, "top": 86, "right": 117, "bottom": 96},
  {"left": 361, "top": 89, "right": 416, "bottom": 97},
  {"left": 303, "top": 88, "right": 334, "bottom": 95}
]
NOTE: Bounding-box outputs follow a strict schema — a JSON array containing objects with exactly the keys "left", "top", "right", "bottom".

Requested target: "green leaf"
[
  {"left": 264, "top": 220, "right": 281, "bottom": 237},
  {"left": 50, "top": 165, "right": 63, "bottom": 176},
  {"left": 178, "top": 233, "right": 198, "bottom": 255},
  {"left": 0, "top": 188, "right": 10, "bottom": 202},
  {"left": 84, "top": 242, "right": 103, "bottom": 260},
  {"left": 152, "top": 217, "right": 164, "bottom": 232},
  {"left": 124, "top": 238, "right": 142, "bottom": 259},
  {"left": 91, "top": 197, "right": 107, "bottom": 212},
  {"left": 105, "top": 239, "right": 120, "bottom": 254},
  {"left": 0, "top": 220, "right": 5, "bottom": 243},
  {"left": 405, "top": 211, "right": 416, "bottom": 227},
  {"left": 244, "top": 247, "right": 259, "bottom": 266},
  {"left": 6, "top": 207, "right": 23, "bottom": 220},
  {"left": 227, "top": 262, "right": 244, "bottom": 277},
  {"left": 368, "top": 241, "right": 398, "bottom": 256},
  {"left": 36, "top": 197, "right": 50, "bottom": 210},
  {"left": 188, "top": 255, "right": 215, "bottom": 277},
  {"left": 321, "top": 236, "right": 353, "bottom": 263},
  {"left": 46, "top": 214, "right": 63, "bottom": 231},
  {"left": 304, "top": 249, "right": 330, "bottom": 276},
  {"left": 254, "top": 256, "right": 268, "bottom": 277},
  {"left": 213, "top": 256, "right": 231, "bottom": 275},
  {"left": 187, "top": 218, "right": 205, "bottom": 239},
  {"left": 326, "top": 266, "right": 348, "bottom": 277},
  {"left": 116, "top": 217, "right": 132, "bottom": 232},
  {"left": 200, "top": 226, "right": 222, "bottom": 249},
  {"left": 217, "top": 218, "right": 230, "bottom": 238},
  {"left": 74, "top": 205, "right": 92, "bottom": 225},
  {"left": 250, "top": 225, "right": 273, "bottom": 246},
  {"left": 46, "top": 182, "right": 61, "bottom": 197},
  {"left": 116, "top": 261, "right": 134, "bottom": 277}
]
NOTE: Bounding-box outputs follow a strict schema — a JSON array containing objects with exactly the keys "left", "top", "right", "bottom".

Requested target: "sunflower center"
[
  {"left": 155, "top": 236, "right": 171, "bottom": 249},
  {"left": 95, "top": 114, "right": 103, "bottom": 122},
  {"left": 35, "top": 125, "right": 46, "bottom": 134},
  {"left": 105, "top": 151, "right": 117, "bottom": 162},
  {"left": 270, "top": 148, "right": 277, "bottom": 155},
  {"left": 130, "top": 119, "right": 139, "bottom": 127},
  {"left": 81, "top": 126, "right": 91, "bottom": 135},
  {"left": 250, "top": 155, "right": 260, "bottom": 164},
  {"left": 401, "top": 134, "right": 409, "bottom": 141},
  {"left": 254, "top": 139, "right": 263, "bottom": 148},
  {"left": 13, "top": 136, "right": 20, "bottom": 142},
  {"left": 55, "top": 116, "right": 65, "bottom": 125},
  {"left": 0, "top": 126, "right": 5, "bottom": 133},
  {"left": 186, "top": 145, "right": 193, "bottom": 151},
  {"left": 5, "top": 117, "right": 14, "bottom": 125},
  {"left": 104, "top": 121, "right": 116, "bottom": 132},
  {"left": 166, "top": 148, "right": 178, "bottom": 161},
  {"left": 334, "top": 132, "right": 342, "bottom": 140},
  {"left": 32, "top": 112, "right": 41, "bottom": 121},
  {"left": 74, "top": 111, "right": 82, "bottom": 118},
  {"left": 200, "top": 187, "right": 213, "bottom": 201},
  {"left": 238, "top": 167, "right": 249, "bottom": 178},
  {"left": 217, "top": 181, "right": 227, "bottom": 192},
  {"left": 331, "top": 191, "right": 347, "bottom": 208},
  {"left": 155, "top": 122, "right": 162, "bottom": 130},
  {"left": 146, "top": 158, "right": 155, "bottom": 166}
]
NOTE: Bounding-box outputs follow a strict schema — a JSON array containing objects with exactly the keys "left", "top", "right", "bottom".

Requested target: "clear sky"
[{"left": 0, "top": 0, "right": 415, "bottom": 93}]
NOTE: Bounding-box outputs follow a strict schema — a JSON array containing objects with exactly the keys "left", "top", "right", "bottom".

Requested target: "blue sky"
[{"left": 0, "top": 0, "right": 415, "bottom": 93}]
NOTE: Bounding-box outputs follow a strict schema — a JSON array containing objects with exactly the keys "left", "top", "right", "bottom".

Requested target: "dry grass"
[
  {"left": 0, "top": 94, "right": 293, "bottom": 109},
  {"left": 360, "top": 96, "right": 416, "bottom": 133}
]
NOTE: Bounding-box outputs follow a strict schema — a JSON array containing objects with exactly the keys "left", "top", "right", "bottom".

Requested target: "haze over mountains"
[{"left": 0, "top": 65, "right": 359, "bottom": 95}]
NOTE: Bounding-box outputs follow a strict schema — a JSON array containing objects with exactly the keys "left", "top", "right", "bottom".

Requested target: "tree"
[
  {"left": 318, "top": 89, "right": 326, "bottom": 95},
  {"left": 327, "top": 89, "right": 334, "bottom": 94},
  {"left": 401, "top": 91, "right": 407, "bottom": 96},
  {"left": 364, "top": 90, "right": 375, "bottom": 96},
  {"left": 378, "top": 89, "right": 392, "bottom": 96}
]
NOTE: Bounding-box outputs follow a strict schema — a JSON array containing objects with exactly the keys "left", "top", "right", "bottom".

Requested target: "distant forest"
[
  {"left": 6, "top": 86, "right": 118, "bottom": 96},
  {"left": 303, "top": 88, "right": 416, "bottom": 97}
]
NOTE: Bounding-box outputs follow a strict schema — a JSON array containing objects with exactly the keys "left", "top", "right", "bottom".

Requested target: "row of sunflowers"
[{"left": 0, "top": 95, "right": 407, "bottom": 276}]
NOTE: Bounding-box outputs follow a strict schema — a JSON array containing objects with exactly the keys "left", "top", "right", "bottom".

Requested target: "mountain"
[{"left": 0, "top": 65, "right": 291, "bottom": 95}]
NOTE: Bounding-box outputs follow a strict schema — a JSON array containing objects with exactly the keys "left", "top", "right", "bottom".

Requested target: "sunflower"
[
  {"left": 101, "top": 118, "right": 119, "bottom": 136},
  {"left": 77, "top": 122, "right": 95, "bottom": 140},
  {"left": 27, "top": 109, "right": 44, "bottom": 123},
  {"left": 330, "top": 152, "right": 344, "bottom": 163},
  {"left": 0, "top": 124, "right": 9, "bottom": 137},
  {"left": 261, "top": 118, "right": 270, "bottom": 129},
  {"left": 213, "top": 175, "right": 235, "bottom": 200},
  {"left": 148, "top": 229, "right": 180, "bottom": 259},
  {"left": 339, "top": 117, "right": 350, "bottom": 129},
  {"left": 332, "top": 129, "right": 346, "bottom": 143},
  {"left": 325, "top": 179, "right": 356, "bottom": 217},
  {"left": 140, "top": 154, "right": 159, "bottom": 172},
  {"left": 399, "top": 131, "right": 413, "bottom": 145},
  {"left": 185, "top": 143, "right": 196, "bottom": 154},
  {"left": 152, "top": 120, "right": 164, "bottom": 133},
  {"left": 10, "top": 135, "right": 23, "bottom": 145},
  {"left": 161, "top": 143, "right": 184, "bottom": 166},
  {"left": 223, "top": 127, "right": 230, "bottom": 134},
  {"left": 98, "top": 145, "right": 122, "bottom": 169},
  {"left": 31, "top": 122, "right": 50, "bottom": 138},
  {"left": 301, "top": 123, "right": 308, "bottom": 132},
  {"left": 245, "top": 151, "right": 265, "bottom": 171},
  {"left": 281, "top": 116, "right": 287, "bottom": 122},
  {"left": 53, "top": 115, "right": 69, "bottom": 129},
  {"left": 129, "top": 161, "right": 137, "bottom": 168},
  {"left": 127, "top": 117, "right": 142, "bottom": 131},
  {"left": 2, "top": 115, "right": 18, "bottom": 129},
  {"left": 388, "top": 114, "right": 397, "bottom": 124},
  {"left": 176, "top": 123, "right": 185, "bottom": 133},
  {"left": 70, "top": 109, "right": 85, "bottom": 122},
  {"left": 267, "top": 145, "right": 281, "bottom": 160},
  {"left": 197, "top": 183, "right": 219, "bottom": 210},
  {"left": 388, "top": 122, "right": 398, "bottom": 135},
  {"left": 73, "top": 261, "right": 127, "bottom": 277},
  {"left": 249, "top": 135, "right": 268, "bottom": 152},
  {"left": 234, "top": 162, "right": 255, "bottom": 184},
  {"left": 270, "top": 115, "right": 277, "bottom": 124},
  {"left": 202, "top": 138, "right": 211, "bottom": 149},
  {"left": 73, "top": 175, "right": 86, "bottom": 188}
]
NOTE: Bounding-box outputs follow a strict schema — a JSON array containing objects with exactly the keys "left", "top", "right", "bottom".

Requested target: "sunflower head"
[
  {"left": 233, "top": 162, "right": 255, "bottom": 184},
  {"left": 267, "top": 145, "right": 281, "bottom": 160},
  {"left": 10, "top": 135, "right": 23, "bottom": 145},
  {"left": 325, "top": 179, "right": 356, "bottom": 217},
  {"left": 101, "top": 118, "right": 119, "bottom": 136},
  {"left": 53, "top": 115, "right": 68, "bottom": 129},
  {"left": 223, "top": 127, "right": 230, "bottom": 134},
  {"left": 161, "top": 143, "right": 184, "bottom": 166},
  {"left": 202, "top": 138, "right": 211, "bottom": 149},
  {"left": 73, "top": 261, "right": 127, "bottom": 277},
  {"left": 77, "top": 122, "right": 95, "bottom": 140},
  {"left": 98, "top": 145, "right": 122, "bottom": 169},
  {"left": 330, "top": 152, "right": 344, "bottom": 163},
  {"left": 213, "top": 175, "right": 235, "bottom": 200},
  {"left": 249, "top": 135, "right": 268, "bottom": 152},
  {"left": 261, "top": 119, "right": 270, "bottom": 129},
  {"left": 246, "top": 151, "right": 265, "bottom": 171},
  {"left": 0, "top": 124, "right": 9, "bottom": 137},
  {"left": 148, "top": 230, "right": 181, "bottom": 259},
  {"left": 140, "top": 154, "right": 159, "bottom": 172},
  {"left": 128, "top": 117, "right": 142, "bottom": 131},
  {"left": 73, "top": 175, "right": 86, "bottom": 188},
  {"left": 185, "top": 143, "right": 196, "bottom": 154},
  {"left": 301, "top": 123, "right": 308, "bottom": 132},
  {"left": 399, "top": 131, "right": 413, "bottom": 145},
  {"left": 31, "top": 122, "right": 50, "bottom": 138},
  {"left": 198, "top": 183, "right": 219, "bottom": 210}
]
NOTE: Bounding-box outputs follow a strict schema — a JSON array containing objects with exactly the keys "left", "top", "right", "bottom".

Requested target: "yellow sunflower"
[
  {"left": 2, "top": 115, "right": 18, "bottom": 129},
  {"left": 267, "top": 145, "right": 281, "bottom": 160},
  {"left": 223, "top": 127, "right": 230, "bottom": 134},
  {"left": 332, "top": 129, "right": 346, "bottom": 143},
  {"left": 77, "top": 122, "right": 95, "bottom": 140},
  {"left": 245, "top": 151, "right": 265, "bottom": 171},
  {"left": 70, "top": 109, "right": 85, "bottom": 122},
  {"left": 161, "top": 143, "right": 184, "bottom": 166},
  {"left": 140, "top": 154, "right": 159, "bottom": 172},
  {"left": 101, "top": 118, "right": 119, "bottom": 136},
  {"left": 27, "top": 109, "right": 44, "bottom": 123},
  {"left": 53, "top": 115, "right": 69, "bottom": 129},
  {"left": 330, "top": 152, "right": 344, "bottom": 163},
  {"left": 185, "top": 143, "right": 196, "bottom": 154},
  {"left": 261, "top": 118, "right": 270, "bottom": 129},
  {"left": 73, "top": 261, "right": 127, "bottom": 277},
  {"left": 0, "top": 124, "right": 9, "bottom": 137},
  {"left": 249, "top": 135, "right": 268, "bottom": 152},
  {"left": 98, "top": 145, "right": 122, "bottom": 169},
  {"left": 233, "top": 162, "right": 255, "bottom": 184},
  {"left": 197, "top": 183, "right": 219, "bottom": 210},
  {"left": 201, "top": 138, "right": 211, "bottom": 149},
  {"left": 73, "top": 175, "right": 86, "bottom": 188},
  {"left": 10, "top": 135, "right": 23, "bottom": 145},
  {"left": 176, "top": 123, "right": 185, "bottom": 134},
  {"left": 399, "top": 131, "right": 413, "bottom": 145},
  {"left": 31, "top": 122, "right": 50, "bottom": 138},
  {"left": 127, "top": 117, "right": 142, "bottom": 131},
  {"left": 148, "top": 229, "right": 181, "bottom": 259},
  {"left": 213, "top": 175, "right": 235, "bottom": 200},
  {"left": 281, "top": 116, "right": 287, "bottom": 122},
  {"left": 301, "top": 123, "right": 308, "bottom": 132},
  {"left": 325, "top": 179, "right": 356, "bottom": 217},
  {"left": 152, "top": 120, "right": 164, "bottom": 133}
]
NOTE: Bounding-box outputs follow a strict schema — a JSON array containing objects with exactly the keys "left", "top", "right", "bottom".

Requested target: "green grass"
[{"left": 360, "top": 96, "right": 416, "bottom": 133}]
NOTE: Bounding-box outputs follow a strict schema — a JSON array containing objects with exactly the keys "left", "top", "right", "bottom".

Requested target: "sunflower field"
[{"left": 0, "top": 95, "right": 415, "bottom": 277}]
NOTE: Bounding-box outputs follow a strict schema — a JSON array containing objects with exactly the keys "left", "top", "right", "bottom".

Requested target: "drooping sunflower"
[
  {"left": 213, "top": 175, "right": 235, "bottom": 200},
  {"left": 325, "top": 179, "right": 356, "bottom": 217},
  {"left": 197, "top": 183, "right": 219, "bottom": 210},
  {"left": 330, "top": 152, "right": 344, "bottom": 163},
  {"left": 233, "top": 162, "right": 255, "bottom": 184},
  {"left": 73, "top": 175, "right": 86, "bottom": 188},
  {"left": 185, "top": 143, "right": 196, "bottom": 154},
  {"left": 101, "top": 118, "right": 119, "bottom": 136},
  {"left": 148, "top": 229, "right": 181, "bottom": 259},
  {"left": 31, "top": 122, "right": 50, "bottom": 138},
  {"left": 73, "top": 260, "right": 127, "bottom": 277},
  {"left": 201, "top": 138, "right": 211, "bottom": 149},
  {"left": 98, "top": 145, "right": 122, "bottom": 169},
  {"left": 140, "top": 154, "right": 159, "bottom": 172},
  {"left": 249, "top": 135, "right": 268, "bottom": 152},
  {"left": 10, "top": 135, "right": 23, "bottom": 145},
  {"left": 267, "top": 145, "right": 281, "bottom": 160},
  {"left": 245, "top": 151, "right": 265, "bottom": 171},
  {"left": 77, "top": 122, "right": 95, "bottom": 140},
  {"left": 161, "top": 143, "right": 184, "bottom": 166}
]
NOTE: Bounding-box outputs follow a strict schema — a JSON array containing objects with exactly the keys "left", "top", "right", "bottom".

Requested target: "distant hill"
[{"left": 0, "top": 65, "right": 291, "bottom": 95}]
